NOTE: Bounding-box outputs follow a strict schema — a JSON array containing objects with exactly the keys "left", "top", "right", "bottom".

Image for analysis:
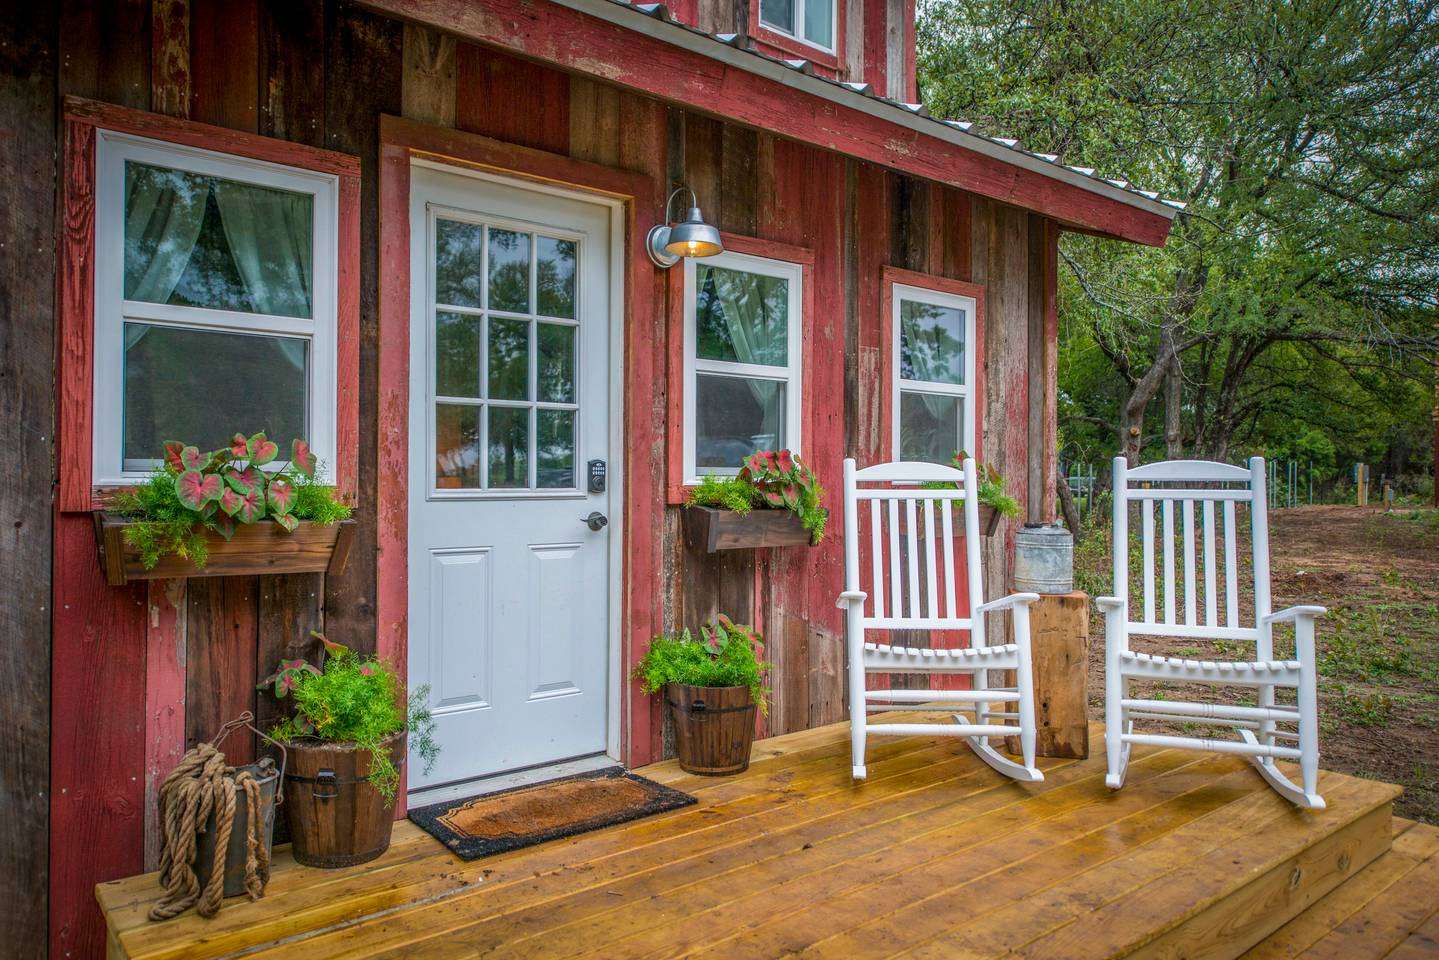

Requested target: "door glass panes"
[
  {"left": 488, "top": 229, "right": 530, "bottom": 312},
  {"left": 435, "top": 404, "right": 481, "bottom": 488},
  {"left": 435, "top": 312, "right": 480, "bottom": 398},
  {"left": 432, "top": 216, "right": 580, "bottom": 490},
  {"left": 537, "top": 237, "right": 576, "bottom": 319},
  {"left": 695, "top": 373, "right": 786, "bottom": 470},
  {"left": 123, "top": 322, "right": 309, "bottom": 467},
  {"left": 487, "top": 317, "right": 528, "bottom": 401},
  {"left": 537, "top": 410, "right": 576, "bottom": 488},
  {"left": 900, "top": 299, "right": 965, "bottom": 386},
  {"left": 538, "top": 324, "right": 575, "bottom": 403},
  {"left": 695, "top": 265, "right": 789, "bottom": 366},
  {"left": 124, "top": 161, "right": 315, "bottom": 319}
]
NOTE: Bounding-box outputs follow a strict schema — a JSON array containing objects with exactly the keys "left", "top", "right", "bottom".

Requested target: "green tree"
[{"left": 919, "top": 0, "right": 1439, "bottom": 468}]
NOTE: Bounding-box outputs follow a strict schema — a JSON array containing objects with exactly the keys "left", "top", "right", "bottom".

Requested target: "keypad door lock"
[{"left": 588, "top": 459, "right": 607, "bottom": 493}]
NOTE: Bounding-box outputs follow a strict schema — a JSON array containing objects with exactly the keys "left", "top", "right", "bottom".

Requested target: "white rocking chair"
[
  {"left": 836, "top": 458, "right": 1043, "bottom": 783},
  {"left": 1100, "top": 456, "right": 1326, "bottom": 809}
]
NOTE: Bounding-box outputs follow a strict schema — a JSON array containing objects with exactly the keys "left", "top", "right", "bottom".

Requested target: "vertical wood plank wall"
[{"left": 38, "top": 2, "right": 1055, "bottom": 956}]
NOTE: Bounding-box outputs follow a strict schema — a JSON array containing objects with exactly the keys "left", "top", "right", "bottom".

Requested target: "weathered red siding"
[{"left": 32, "top": 3, "right": 1062, "bottom": 955}]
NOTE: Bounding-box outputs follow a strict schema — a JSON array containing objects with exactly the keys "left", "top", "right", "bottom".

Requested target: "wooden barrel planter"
[
  {"left": 665, "top": 683, "right": 757, "bottom": 775},
  {"left": 282, "top": 732, "right": 404, "bottom": 868}
]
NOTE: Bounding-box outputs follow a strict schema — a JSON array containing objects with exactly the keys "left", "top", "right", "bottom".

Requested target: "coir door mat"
[{"left": 408, "top": 766, "right": 697, "bottom": 860}]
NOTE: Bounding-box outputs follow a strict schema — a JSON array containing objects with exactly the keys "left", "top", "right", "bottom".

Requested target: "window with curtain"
[
  {"left": 892, "top": 283, "right": 976, "bottom": 464},
  {"left": 684, "top": 251, "right": 804, "bottom": 482},
  {"left": 759, "top": 0, "right": 834, "bottom": 50},
  {"left": 92, "top": 131, "right": 338, "bottom": 484}
]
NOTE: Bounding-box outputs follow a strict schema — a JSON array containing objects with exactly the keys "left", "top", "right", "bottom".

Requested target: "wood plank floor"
[{"left": 98, "top": 721, "right": 1414, "bottom": 960}]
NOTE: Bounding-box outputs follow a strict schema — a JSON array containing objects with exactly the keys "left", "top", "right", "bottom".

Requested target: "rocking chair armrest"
[
  {"left": 1095, "top": 595, "right": 1125, "bottom": 612},
  {"left": 835, "top": 590, "right": 868, "bottom": 610},
  {"left": 975, "top": 592, "right": 1040, "bottom": 614},
  {"left": 1263, "top": 604, "right": 1327, "bottom": 625}
]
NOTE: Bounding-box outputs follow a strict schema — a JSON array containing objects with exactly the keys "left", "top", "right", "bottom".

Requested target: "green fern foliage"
[{"left": 632, "top": 615, "right": 771, "bottom": 714}]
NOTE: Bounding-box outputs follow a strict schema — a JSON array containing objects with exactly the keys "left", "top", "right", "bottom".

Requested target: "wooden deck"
[{"left": 98, "top": 721, "right": 1433, "bottom": 960}]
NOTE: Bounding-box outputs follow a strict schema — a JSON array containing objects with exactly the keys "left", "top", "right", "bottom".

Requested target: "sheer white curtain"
[
  {"left": 214, "top": 182, "right": 313, "bottom": 322},
  {"left": 124, "top": 166, "right": 206, "bottom": 305}
]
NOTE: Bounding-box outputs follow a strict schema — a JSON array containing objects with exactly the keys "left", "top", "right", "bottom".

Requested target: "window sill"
[{"left": 748, "top": 26, "right": 842, "bottom": 75}]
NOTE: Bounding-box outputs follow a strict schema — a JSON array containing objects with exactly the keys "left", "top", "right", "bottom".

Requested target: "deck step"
[{"left": 1244, "top": 818, "right": 1439, "bottom": 958}]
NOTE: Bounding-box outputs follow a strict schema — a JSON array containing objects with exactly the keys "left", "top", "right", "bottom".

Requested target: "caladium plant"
[
  {"left": 161, "top": 431, "right": 318, "bottom": 540},
  {"left": 736, "top": 449, "right": 829, "bottom": 544},
  {"left": 112, "top": 431, "right": 351, "bottom": 571}
]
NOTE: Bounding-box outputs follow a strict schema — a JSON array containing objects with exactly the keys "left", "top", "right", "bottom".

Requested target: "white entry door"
[{"left": 407, "top": 163, "right": 615, "bottom": 793}]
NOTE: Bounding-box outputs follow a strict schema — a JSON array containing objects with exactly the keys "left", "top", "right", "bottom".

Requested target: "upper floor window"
[
  {"left": 93, "top": 131, "right": 338, "bottom": 485},
  {"left": 759, "top": 0, "right": 835, "bottom": 51},
  {"left": 891, "top": 282, "right": 976, "bottom": 464},
  {"left": 683, "top": 250, "right": 804, "bottom": 482}
]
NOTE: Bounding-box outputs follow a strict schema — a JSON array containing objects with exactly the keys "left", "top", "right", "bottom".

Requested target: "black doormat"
[{"left": 408, "top": 766, "right": 697, "bottom": 861}]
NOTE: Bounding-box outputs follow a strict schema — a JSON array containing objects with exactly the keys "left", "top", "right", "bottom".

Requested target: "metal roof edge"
[{"left": 559, "top": 0, "right": 1181, "bottom": 223}]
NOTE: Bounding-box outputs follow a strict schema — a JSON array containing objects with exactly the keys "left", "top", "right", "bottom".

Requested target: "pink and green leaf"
[
  {"left": 225, "top": 465, "right": 264, "bottom": 496},
  {"left": 289, "top": 438, "right": 317, "bottom": 478},
  {"left": 247, "top": 432, "right": 279, "bottom": 466},
  {"left": 230, "top": 433, "right": 252, "bottom": 458},
  {"left": 267, "top": 477, "right": 296, "bottom": 515},
  {"left": 179, "top": 445, "right": 206, "bottom": 472},
  {"left": 273, "top": 511, "right": 299, "bottom": 533},
  {"left": 211, "top": 512, "right": 236, "bottom": 541},
  {"left": 163, "top": 441, "right": 187, "bottom": 474},
  {"left": 175, "top": 470, "right": 223, "bottom": 510},
  {"left": 233, "top": 487, "right": 266, "bottom": 524},
  {"left": 317, "top": 632, "right": 349, "bottom": 659},
  {"left": 218, "top": 486, "right": 244, "bottom": 516}
]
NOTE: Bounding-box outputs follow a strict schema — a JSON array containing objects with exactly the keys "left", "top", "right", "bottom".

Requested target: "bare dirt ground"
[{"left": 1080, "top": 504, "right": 1439, "bottom": 824}]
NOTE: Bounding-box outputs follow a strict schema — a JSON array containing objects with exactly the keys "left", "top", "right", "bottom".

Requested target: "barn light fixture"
[{"left": 647, "top": 186, "right": 723, "bottom": 268}]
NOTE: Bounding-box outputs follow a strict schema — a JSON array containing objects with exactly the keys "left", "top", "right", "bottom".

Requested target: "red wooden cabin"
[{"left": 0, "top": 1, "right": 1179, "bottom": 956}]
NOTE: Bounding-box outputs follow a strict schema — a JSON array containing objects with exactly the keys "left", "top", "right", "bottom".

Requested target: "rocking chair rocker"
[
  {"left": 1100, "top": 456, "right": 1326, "bottom": 809},
  {"left": 836, "top": 458, "right": 1043, "bottom": 783}
]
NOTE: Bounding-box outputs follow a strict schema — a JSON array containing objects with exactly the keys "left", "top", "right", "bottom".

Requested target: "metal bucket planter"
[
  {"left": 283, "top": 733, "right": 405, "bottom": 868},
  {"left": 193, "top": 757, "right": 280, "bottom": 898},
  {"left": 665, "top": 683, "right": 757, "bottom": 776}
]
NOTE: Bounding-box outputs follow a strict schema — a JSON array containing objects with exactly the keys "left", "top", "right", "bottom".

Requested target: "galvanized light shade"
[{"left": 647, "top": 188, "right": 724, "bottom": 267}]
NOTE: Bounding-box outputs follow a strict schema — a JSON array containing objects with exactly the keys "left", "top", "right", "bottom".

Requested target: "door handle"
[{"left": 581, "top": 511, "right": 608, "bottom": 532}]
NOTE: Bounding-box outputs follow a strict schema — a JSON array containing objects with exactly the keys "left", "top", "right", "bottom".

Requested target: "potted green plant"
[
  {"left": 684, "top": 449, "right": 829, "bottom": 551},
  {"left": 98, "top": 431, "right": 354, "bottom": 584},
  {"left": 259, "top": 633, "right": 438, "bottom": 867},
  {"left": 917, "top": 451, "right": 1021, "bottom": 537},
  {"left": 634, "top": 616, "right": 770, "bottom": 775}
]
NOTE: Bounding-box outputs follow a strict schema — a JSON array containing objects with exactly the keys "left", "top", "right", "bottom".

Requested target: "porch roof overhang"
[{"left": 362, "top": 0, "right": 1179, "bottom": 246}]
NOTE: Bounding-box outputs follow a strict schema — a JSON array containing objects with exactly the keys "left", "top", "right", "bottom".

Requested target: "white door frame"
[{"left": 407, "top": 157, "right": 626, "bottom": 793}]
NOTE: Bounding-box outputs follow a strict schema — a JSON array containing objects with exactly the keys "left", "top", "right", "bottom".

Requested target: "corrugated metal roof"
[{"left": 594, "top": 0, "right": 1187, "bottom": 218}]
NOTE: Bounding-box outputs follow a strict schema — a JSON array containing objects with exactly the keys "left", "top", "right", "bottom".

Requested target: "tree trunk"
[
  {"left": 1057, "top": 472, "right": 1083, "bottom": 540},
  {"left": 1164, "top": 352, "right": 1183, "bottom": 458}
]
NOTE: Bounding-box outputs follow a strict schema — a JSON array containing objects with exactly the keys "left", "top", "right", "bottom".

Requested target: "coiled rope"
[{"left": 148, "top": 713, "right": 281, "bottom": 921}]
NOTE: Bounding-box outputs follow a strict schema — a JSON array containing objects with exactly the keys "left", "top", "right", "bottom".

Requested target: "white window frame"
[
  {"left": 758, "top": 0, "right": 837, "bottom": 53},
  {"left": 683, "top": 250, "right": 804, "bottom": 484},
  {"left": 891, "top": 282, "right": 977, "bottom": 463},
  {"left": 92, "top": 129, "right": 339, "bottom": 486}
]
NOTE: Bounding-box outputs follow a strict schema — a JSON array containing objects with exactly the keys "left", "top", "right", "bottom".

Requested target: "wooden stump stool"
[{"left": 1006, "top": 591, "right": 1090, "bottom": 759}]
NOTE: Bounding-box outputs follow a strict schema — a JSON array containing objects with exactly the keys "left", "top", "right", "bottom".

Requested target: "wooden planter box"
[
  {"left": 682, "top": 505, "right": 813, "bottom": 553},
  {"left": 896, "top": 503, "right": 1003, "bottom": 538},
  {"left": 94, "top": 512, "right": 356, "bottom": 585}
]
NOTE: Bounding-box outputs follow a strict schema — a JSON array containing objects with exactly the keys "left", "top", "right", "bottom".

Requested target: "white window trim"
[
  {"left": 890, "top": 282, "right": 977, "bottom": 462},
  {"left": 92, "top": 129, "right": 339, "bottom": 487},
  {"left": 683, "top": 249, "right": 804, "bottom": 485},
  {"left": 758, "top": 0, "right": 837, "bottom": 54}
]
